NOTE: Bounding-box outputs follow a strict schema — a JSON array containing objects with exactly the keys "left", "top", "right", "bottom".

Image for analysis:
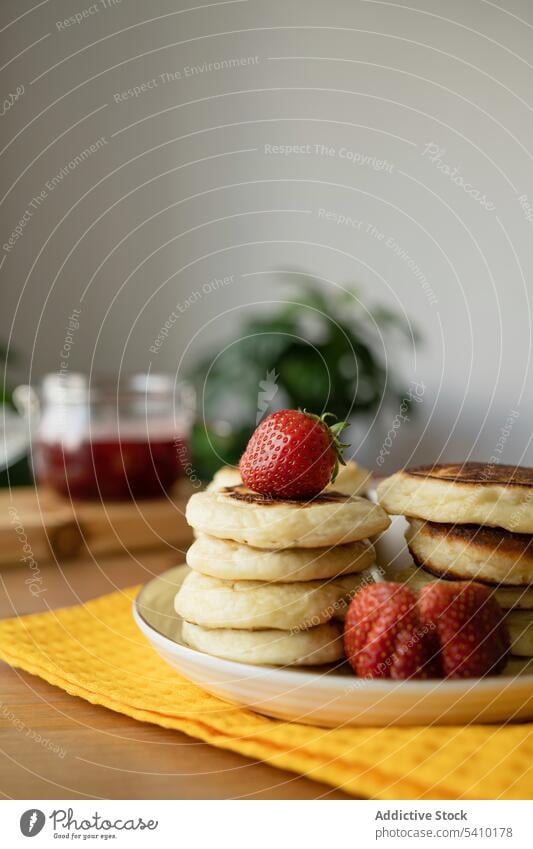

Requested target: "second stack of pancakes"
[
  {"left": 175, "top": 461, "right": 390, "bottom": 666},
  {"left": 377, "top": 463, "right": 533, "bottom": 659}
]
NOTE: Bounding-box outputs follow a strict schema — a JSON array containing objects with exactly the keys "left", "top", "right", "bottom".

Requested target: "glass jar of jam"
[{"left": 23, "top": 373, "right": 194, "bottom": 500}]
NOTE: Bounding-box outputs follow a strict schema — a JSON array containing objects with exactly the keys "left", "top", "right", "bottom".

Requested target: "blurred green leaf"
[
  {"left": 0, "top": 341, "right": 18, "bottom": 411},
  {"left": 370, "top": 305, "right": 422, "bottom": 344},
  {"left": 190, "top": 422, "right": 250, "bottom": 478}
]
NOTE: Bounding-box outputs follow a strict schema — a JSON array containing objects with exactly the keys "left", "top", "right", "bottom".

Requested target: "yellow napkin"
[{"left": 0, "top": 586, "right": 532, "bottom": 800}]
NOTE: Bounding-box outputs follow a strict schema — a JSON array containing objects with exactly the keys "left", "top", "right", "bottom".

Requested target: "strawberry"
[
  {"left": 239, "top": 409, "right": 348, "bottom": 499},
  {"left": 344, "top": 583, "right": 439, "bottom": 679},
  {"left": 418, "top": 581, "right": 509, "bottom": 678}
]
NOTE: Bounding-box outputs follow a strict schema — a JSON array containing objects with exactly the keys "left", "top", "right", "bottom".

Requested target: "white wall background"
[{"left": 1, "top": 0, "right": 532, "bottom": 470}]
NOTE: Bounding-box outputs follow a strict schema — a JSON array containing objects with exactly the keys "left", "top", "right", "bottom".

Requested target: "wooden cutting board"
[{"left": 0, "top": 481, "right": 195, "bottom": 567}]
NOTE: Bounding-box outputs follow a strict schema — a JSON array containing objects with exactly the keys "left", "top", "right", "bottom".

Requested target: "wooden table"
[{"left": 0, "top": 491, "right": 350, "bottom": 800}]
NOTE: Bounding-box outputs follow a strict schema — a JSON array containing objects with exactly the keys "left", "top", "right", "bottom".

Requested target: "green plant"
[
  {"left": 187, "top": 276, "right": 419, "bottom": 478},
  {"left": 0, "top": 341, "right": 32, "bottom": 487},
  {"left": 0, "top": 341, "right": 14, "bottom": 407}
]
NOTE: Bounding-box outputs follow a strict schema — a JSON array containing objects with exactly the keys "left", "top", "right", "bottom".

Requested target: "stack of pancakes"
[
  {"left": 175, "top": 462, "right": 390, "bottom": 666},
  {"left": 377, "top": 463, "right": 533, "bottom": 657}
]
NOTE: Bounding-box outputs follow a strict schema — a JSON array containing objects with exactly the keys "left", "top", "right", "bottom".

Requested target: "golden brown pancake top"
[
  {"left": 421, "top": 520, "right": 533, "bottom": 552},
  {"left": 410, "top": 554, "right": 533, "bottom": 587},
  {"left": 407, "top": 462, "right": 533, "bottom": 488},
  {"left": 220, "top": 484, "right": 350, "bottom": 506}
]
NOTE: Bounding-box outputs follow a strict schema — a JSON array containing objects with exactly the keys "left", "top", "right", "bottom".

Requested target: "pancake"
[
  {"left": 186, "top": 534, "right": 375, "bottom": 582},
  {"left": 208, "top": 459, "right": 371, "bottom": 496},
  {"left": 377, "top": 463, "right": 533, "bottom": 533},
  {"left": 389, "top": 562, "right": 533, "bottom": 611},
  {"left": 175, "top": 569, "right": 367, "bottom": 631},
  {"left": 406, "top": 519, "right": 533, "bottom": 586},
  {"left": 505, "top": 611, "right": 533, "bottom": 657},
  {"left": 207, "top": 466, "right": 243, "bottom": 491},
  {"left": 181, "top": 620, "right": 344, "bottom": 665},
  {"left": 186, "top": 485, "right": 390, "bottom": 549},
  {"left": 330, "top": 572, "right": 377, "bottom": 621}
]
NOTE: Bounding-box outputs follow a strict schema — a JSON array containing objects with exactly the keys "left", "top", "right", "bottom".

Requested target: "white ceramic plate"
[{"left": 133, "top": 517, "right": 533, "bottom": 728}]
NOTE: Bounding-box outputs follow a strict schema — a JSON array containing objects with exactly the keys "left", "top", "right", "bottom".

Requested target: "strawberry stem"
[{"left": 300, "top": 409, "right": 350, "bottom": 482}]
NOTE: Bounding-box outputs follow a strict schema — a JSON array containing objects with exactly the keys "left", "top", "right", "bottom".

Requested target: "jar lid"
[{"left": 41, "top": 373, "right": 189, "bottom": 404}]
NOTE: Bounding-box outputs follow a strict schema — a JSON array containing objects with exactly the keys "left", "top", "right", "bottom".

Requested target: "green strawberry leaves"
[{"left": 300, "top": 409, "right": 350, "bottom": 482}]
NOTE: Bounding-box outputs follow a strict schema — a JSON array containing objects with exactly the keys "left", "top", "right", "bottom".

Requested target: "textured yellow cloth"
[{"left": 0, "top": 586, "right": 532, "bottom": 800}]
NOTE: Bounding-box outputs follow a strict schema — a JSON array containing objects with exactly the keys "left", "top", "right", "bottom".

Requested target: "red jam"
[{"left": 35, "top": 436, "right": 188, "bottom": 500}]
